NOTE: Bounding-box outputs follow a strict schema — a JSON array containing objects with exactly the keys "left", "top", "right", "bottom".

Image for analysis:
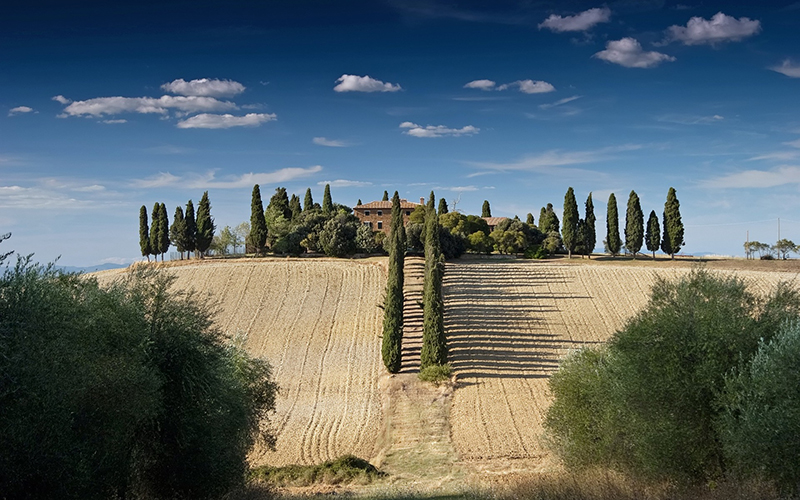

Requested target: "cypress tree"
[
  {"left": 547, "top": 203, "right": 560, "bottom": 236},
  {"left": 584, "top": 193, "right": 596, "bottom": 258},
  {"left": 357, "top": 199, "right": 362, "bottom": 206},
  {"left": 250, "top": 184, "right": 268, "bottom": 256},
  {"left": 539, "top": 207, "right": 548, "bottom": 232},
  {"left": 606, "top": 193, "right": 621, "bottom": 256},
  {"left": 322, "top": 184, "right": 333, "bottom": 215},
  {"left": 184, "top": 200, "right": 197, "bottom": 258},
  {"left": 382, "top": 192, "right": 405, "bottom": 373},
  {"left": 170, "top": 206, "right": 186, "bottom": 259},
  {"left": 289, "top": 194, "right": 301, "bottom": 221},
  {"left": 661, "top": 187, "right": 684, "bottom": 259},
  {"left": 526, "top": 213, "right": 535, "bottom": 226},
  {"left": 159, "top": 202, "right": 170, "bottom": 259},
  {"left": 421, "top": 192, "right": 446, "bottom": 369},
  {"left": 482, "top": 200, "right": 491, "bottom": 218},
  {"left": 304, "top": 188, "right": 314, "bottom": 212},
  {"left": 267, "top": 187, "right": 292, "bottom": 220},
  {"left": 139, "top": 205, "right": 151, "bottom": 262},
  {"left": 562, "top": 187, "right": 579, "bottom": 259},
  {"left": 195, "top": 191, "right": 215, "bottom": 258},
  {"left": 625, "top": 190, "right": 644, "bottom": 258},
  {"left": 438, "top": 197, "right": 448, "bottom": 216},
  {"left": 646, "top": 210, "right": 661, "bottom": 259},
  {"left": 382, "top": 190, "right": 389, "bottom": 201},
  {"left": 150, "top": 202, "right": 161, "bottom": 261}
]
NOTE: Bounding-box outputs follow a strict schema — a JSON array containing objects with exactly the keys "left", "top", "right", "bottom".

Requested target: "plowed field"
[{"left": 443, "top": 259, "right": 800, "bottom": 463}]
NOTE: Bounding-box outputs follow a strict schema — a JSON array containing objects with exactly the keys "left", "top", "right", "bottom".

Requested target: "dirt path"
[{"left": 400, "top": 256, "right": 425, "bottom": 373}]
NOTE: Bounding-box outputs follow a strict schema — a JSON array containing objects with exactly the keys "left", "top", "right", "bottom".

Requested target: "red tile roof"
[
  {"left": 482, "top": 217, "right": 508, "bottom": 227},
  {"left": 355, "top": 199, "right": 420, "bottom": 210}
]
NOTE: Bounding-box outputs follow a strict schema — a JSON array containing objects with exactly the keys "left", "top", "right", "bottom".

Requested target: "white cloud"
[
  {"left": 8, "top": 106, "right": 34, "bottom": 116},
  {"left": 539, "top": 7, "right": 611, "bottom": 32},
  {"left": 60, "top": 95, "right": 237, "bottom": 117},
  {"left": 785, "top": 138, "right": 800, "bottom": 149},
  {"left": 316, "top": 179, "right": 372, "bottom": 187},
  {"left": 101, "top": 119, "right": 127, "bottom": 124},
  {"left": 539, "top": 95, "right": 582, "bottom": 109},
  {"left": 464, "top": 79, "right": 496, "bottom": 90},
  {"left": 468, "top": 145, "right": 641, "bottom": 175},
  {"left": 72, "top": 184, "right": 106, "bottom": 192},
  {"left": 771, "top": 59, "right": 800, "bottom": 78},
  {"left": 52, "top": 95, "right": 71, "bottom": 104},
  {"left": 748, "top": 151, "right": 800, "bottom": 162},
  {"left": 313, "top": 137, "right": 350, "bottom": 147},
  {"left": 333, "top": 74, "right": 401, "bottom": 92},
  {"left": 666, "top": 12, "right": 761, "bottom": 45},
  {"left": 497, "top": 79, "right": 555, "bottom": 93},
  {"left": 175, "top": 112, "right": 277, "bottom": 129},
  {"left": 702, "top": 165, "right": 800, "bottom": 188},
  {"left": 400, "top": 122, "right": 479, "bottom": 138},
  {"left": 594, "top": 38, "right": 676, "bottom": 68},
  {"left": 161, "top": 78, "right": 245, "bottom": 97},
  {"left": 132, "top": 166, "right": 323, "bottom": 189},
  {"left": 657, "top": 114, "right": 724, "bottom": 125},
  {"left": 435, "top": 185, "right": 479, "bottom": 192},
  {"left": 0, "top": 185, "right": 90, "bottom": 209}
]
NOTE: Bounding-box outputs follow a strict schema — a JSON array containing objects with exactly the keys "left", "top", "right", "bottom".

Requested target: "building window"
[
  {"left": 405, "top": 211, "right": 411, "bottom": 216},
  {"left": 377, "top": 210, "right": 383, "bottom": 216},
  {"left": 377, "top": 221, "right": 383, "bottom": 229},
  {"left": 364, "top": 210, "right": 370, "bottom": 216}
]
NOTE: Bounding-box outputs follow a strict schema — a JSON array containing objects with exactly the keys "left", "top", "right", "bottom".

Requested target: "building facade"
[{"left": 353, "top": 198, "right": 422, "bottom": 234}]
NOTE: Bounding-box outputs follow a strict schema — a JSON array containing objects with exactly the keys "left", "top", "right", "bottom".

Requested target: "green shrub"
[
  {"left": 250, "top": 455, "right": 383, "bottom": 487},
  {"left": 525, "top": 245, "right": 550, "bottom": 259},
  {"left": 418, "top": 363, "right": 453, "bottom": 384}
]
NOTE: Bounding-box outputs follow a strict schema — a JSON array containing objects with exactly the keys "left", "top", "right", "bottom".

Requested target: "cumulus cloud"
[
  {"left": 8, "top": 106, "right": 34, "bottom": 116},
  {"left": 497, "top": 79, "right": 556, "bottom": 93},
  {"left": 464, "top": 79, "right": 496, "bottom": 90},
  {"left": 52, "top": 95, "right": 71, "bottom": 104},
  {"left": 313, "top": 137, "right": 350, "bottom": 147},
  {"left": 702, "top": 165, "right": 800, "bottom": 188},
  {"left": 333, "top": 74, "right": 401, "bottom": 92},
  {"left": 161, "top": 78, "right": 245, "bottom": 97},
  {"left": 60, "top": 95, "right": 237, "bottom": 117},
  {"left": 594, "top": 38, "right": 676, "bottom": 68},
  {"left": 539, "top": 7, "right": 611, "bottom": 32},
  {"left": 400, "top": 122, "right": 479, "bottom": 138},
  {"left": 539, "top": 95, "right": 582, "bottom": 109},
  {"left": 132, "top": 166, "right": 323, "bottom": 189},
  {"left": 175, "top": 112, "right": 277, "bottom": 129},
  {"left": 771, "top": 59, "right": 800, "bottom": 78},
  {"left": 317, "top": 179, "right": 372, "bottom": 187},
  {"left": 666, "top": 12, "right": 761, "bottom": 45}
]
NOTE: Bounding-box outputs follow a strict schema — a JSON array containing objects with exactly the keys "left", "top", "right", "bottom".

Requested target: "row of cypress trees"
[{"left": 138, "top": 191, "right": 215, "bottom": 261}]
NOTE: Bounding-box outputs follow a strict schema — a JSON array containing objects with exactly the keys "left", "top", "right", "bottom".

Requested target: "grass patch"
[
  {"left": 418, "top": 363, "right": 453, "bottom": 384},
  {"left": 250, "top": 455, "right": 384, "bottom": 487}
]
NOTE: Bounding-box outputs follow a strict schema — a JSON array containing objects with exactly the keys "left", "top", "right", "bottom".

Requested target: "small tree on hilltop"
[
  {"left": 184, "top": 200, "right": 197, "bottom": 259},
  {"left": 170, "top": 206, "right": 186, "bottom": 260},
  {"left": 646, "top": 210, "right": 660, "bottom": 260},
  {"left": 250, "top": 184, "right": 268, "bottom": 256},
  {"left": 322, "top": 184, "right": 333, "bottom": 215},
  {"left": 562, "top": 187, "right": 579, "bottom": 259},
  {"left": 139, "top": 205, "right": 151, "bottom": 262},
  {"left": 661, "top": 187, "right": 684, "bottom": 259},
  {"left": 606, "top": 193, "right": 621, "bottom": 257},
  {"left": 625, "top": 190, "right": 644, "bottom": 258},
  {"left": 196, "top": 191, "right": 215, "bottom": 258},
  {"left": 482, "top": 200, "right": 491, "bottom": 218},
  {"left": 773, "top": 239, "right": 797, "bottom": 260}
]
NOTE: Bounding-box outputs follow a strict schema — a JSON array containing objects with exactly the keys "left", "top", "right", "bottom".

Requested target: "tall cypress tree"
[
  {"left": 322, "top": 184, "right": 333, "bottom": 215},
  {"left": 382, "top": 190, "right": 389, "bottom": 201},
  {"left": 289, "top": 194, "right": 301, "bottom": 221},
  {"left": 159, "top": 202, "right": 170, "bottom": 259},
  {"left": 526, "top": 213, "right": 535, "bottom": 226},
  {"left": 250, "top": 184, "right": 267, "bottom": 256},
  {"left": 382, "top": 192, "right": 405, "bottom": 373},
  {"left": 170, "top": 206, "right": 186, "bottom": 259},
  {"left": 482, "top": 200, "right": 491, "bottom": 218},
  {"left": 625, "top": 190, "right": 644, "bottom": 258},
  {"left": 646, "top": 210, "right": 661, "bottom": 259},
  {"left": 356, "top": 199, "right": 362, "bottom": 206},
  {"left": 421, "top": 192, "right": 446, "bottom": 369},
  {"left": 661, "top": 187, "right": 684, "bottom": 259},
  {"left": 184, "top": 200, "right": 197, "bottom": 258},
  {"left": 438, "top": 197, "right": 448, "bottom": 216},
  {"left": 562, "top": 187, "right": 579, "bottom": 259},
  {"left": 606, "top": 193, "right": 621, "bottom": 256},
  {"left": 303, "top": 188, "right": 314, "bottom": 212},
  {"left": 584, "top": 193, "right": 596, "bottom": 258},
  {"left": 139, "top": 205, "right": 151, "bottom": 262},
  {"left": 150, "top": 202, "right": 161, "bottom": 261},
  {"left": 195, "top": 191, "right": 215, "bottom": 258}
]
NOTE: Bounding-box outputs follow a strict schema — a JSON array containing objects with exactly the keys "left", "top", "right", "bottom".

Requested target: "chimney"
[{"left": 420, "top": 197, "right": 425, "bottom": 205}]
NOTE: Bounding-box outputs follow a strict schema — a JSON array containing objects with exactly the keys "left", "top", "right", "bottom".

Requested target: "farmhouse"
[
  {"left": 354, "top": 198, "right": 422, "bottom": 234},
  {"left": 482, "top": 217, "right": 509, "bottom": 232}
]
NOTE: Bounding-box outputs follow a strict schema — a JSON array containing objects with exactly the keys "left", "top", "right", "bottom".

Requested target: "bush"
[
  {"left": 250, "top": 455, "right": 383, "bottom": 487},
  {"left": 319, "top": 213, "right": 358, "bottom": 257},
  {"left": 418, "top": 363, "right": 453, "bottom": 384},
  {"left": 525, "top": 244, "right": 550, "bottom": 259}
]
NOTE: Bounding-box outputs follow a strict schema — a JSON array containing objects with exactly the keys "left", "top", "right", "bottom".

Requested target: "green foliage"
[
  {"left": 545, "top": 269, "right": 800, "bottom": 483},
  {"left": 319, "top": 213, "right": 358, "bottom": 257},
  {"left": 212, "top": 225, "right": 241, "bottom": 255},
  {"left": 0, "top": 262, "right": 278, "bottom": 499},
  {"left": 356, "top": 223, "right": 379, "bottom": 254},
  {"left": 421, "top": 193, "right": 446, "bottom": 370},
  {"left": 646, "top": 210, "right": 660, "bottom": 259},
  {"left": 0, "top": 232, "right": 12, "bottom": 265},
  {"left": 382, "top": 190, "right": 389, "bottom": 201},
  {"left": 304, "top": 188, "right": 314, "bottom": 212},
  {"left": 139, "top": 205, "right": 151, "bottom": 259},
  {"left": 661, "top": 187, "right": 684, "bottom": 259},
  {"left": 382, "top": 192, "right": 405, "bottom": 373},
  {"left": 150, "top": 202, "right": 161, "bottom": 261},
  {"left": 562, "top": 187, "right": 579, "bottom": 258},
  {"left": 525, "top": 244, "right": 550, "bottom": 259},
  {"left": 624, "top": 190, "right": 643, "bottom": 257},
  {"left": 196, "top": 191, "right": 216, "bottom": 257},
  {"left": 418, "top": 363, "right": 452, "bottom": 384},
  {"left": 543, "top": 230, "right": 563, "bottom": 256},
  {"left": 468, "top": 231, "right": 493, "bottom": 254},
  {"left": 158, "top": 202, "right": 169, "bottom": 256},
  {"left": 606, "top": 193, "right": 621, "bottom": 256},
  {"left": 491, "top": 226, "right": 527, "bottom": 254},
  {"left": 409, "top": 204, "right": 427, "bottom": 224},
  {"left": 184, "top": 199, "right": 197, "bottom": 255},
  {"left": 265, "top": 187, "right": 292, "bottom": 223},
  {"left": 251, "top": 455, "right": 383, "bottom": 487},
  {"left": 289, "top": 194, "right": 301, "bottom": 221},
  {"left": 539, "top": 203, "right": 560, "bottom": 236},
  {"left": 404, "top": 222, "right": 424, "bottom": 253},
  {"left": 439, "top": 226, "right": 467, "bottom": 259},
  {"left": 438, "top": 197, "right": 449, "bottom": 215},
  {"left": 772, "top": 239, "right": 797, "bottom": 260},
  {"left": 170, "top": 206, "right": 187, "bottom": 258},
  {"left": 584, "top": 193, "right": 596, "bottom": 257},
  {"left": 322, "top": 183, "right": 333, "bottom": 214},
  {"left": 526, "top": 212, "right": 535, "bottom": 226},
  {"left": 482, "top": 200, "right": 492, "bottom": 217},
  {"left": 250, "top": 184, "right": 268, "bottom": 255}
]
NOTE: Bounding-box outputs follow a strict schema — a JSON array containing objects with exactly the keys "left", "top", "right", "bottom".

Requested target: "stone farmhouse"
[{"left": 353, "top": 198, "right": 423, "bottom": 234}]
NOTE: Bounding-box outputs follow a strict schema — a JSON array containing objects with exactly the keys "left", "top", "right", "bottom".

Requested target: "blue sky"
[{"left": 3, "top": 0, "right": 800, "bottom": 265}]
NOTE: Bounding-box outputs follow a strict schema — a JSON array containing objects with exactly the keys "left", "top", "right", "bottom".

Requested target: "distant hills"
[{"left": 56, "top": 263, "right": 128, "bottom": 274}]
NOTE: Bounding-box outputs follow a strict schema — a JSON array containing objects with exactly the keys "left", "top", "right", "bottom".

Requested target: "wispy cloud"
[
  {"left": 468, "top": 145, "right": 642, "bottom": 176},
  {"left": 665, "top": 12, "right": 761, "bottom": 46},
  {"left": 175, "top": 112, "right": 276, "bottom": 129},
  {"left": 333, "top": 74, "right": 401, "bottom": 92},
  {"left": 594, "top": 38, "right": 676, "bottom": 68},
  {"left": 313, "top": 137, "right": 351, "bottom": 147},
  {"left": 0, "top": 185, "right": 92, "bottom": 209},
  {"left": 539, "top": 95, "right": 582, "bottom": 109},
  {"left": 539, "top": 7, "right": 611, "bottom": 33},
  {"left": 435, "top": 185, "right": 479, "bottom": 192},
  {"left": 771, "top": 59, "right": 800, "bottom": 78},
  {"left": 463, "top": 79, "right": 555, "bottom": 94},
  {"left": 60, "top": 95, "right": 237, "bottom": 117},
  {"left": 161, "top": 78, "right": 245, "bottom": 97},
  {"left": 702, "top": 165, "right": 800, "bottom": 188},
  {"left": 132, "top": 166, "right": 323, "bottom": 189},
  {"left": 464, "top": 79, "right": 496, "bottom": 91},
  {"left": 400, "top": 122, "right": 479, "bottom": 138},
  {"left": 657, "top": 114, "right": 724, "bottom": 125},
  {"left": 317, "top": 179, "right": 372, "bottom": 187},
  {"left": 785, "top": 138, "right": 800, "bottom": 148},
  {"left": 747, "top": 151, "right": 800, "bottom": 162},
  {"left": 101, "top": 119, "right": 127, "bottom": 124},
  {"left": 8, "top": 106, "right": 34, "bottom": 116}
]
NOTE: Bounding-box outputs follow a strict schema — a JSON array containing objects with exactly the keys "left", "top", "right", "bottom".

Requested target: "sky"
[{"left": 3, "top": 0, "right": 800, "bottom": 265}]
